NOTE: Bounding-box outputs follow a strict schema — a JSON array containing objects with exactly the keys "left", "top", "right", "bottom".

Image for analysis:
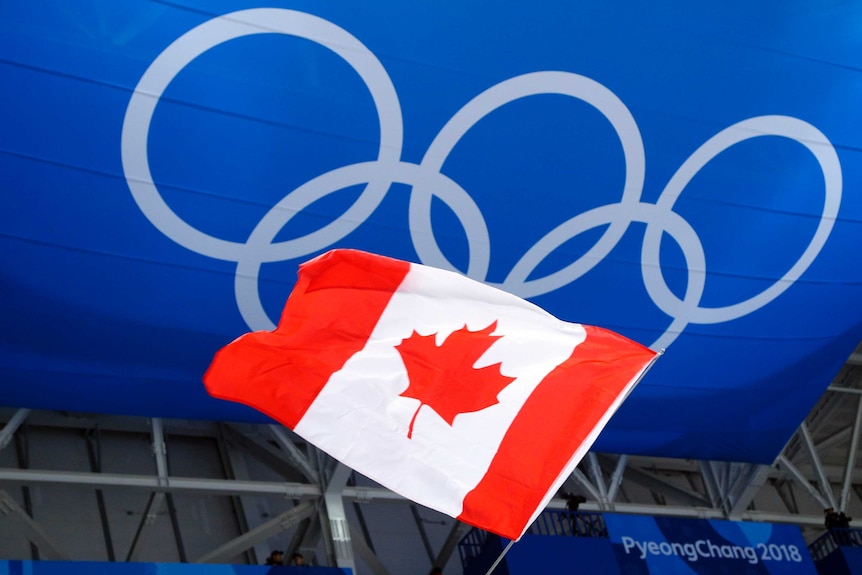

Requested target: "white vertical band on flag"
[{"left": 294, "top": 262, "right": 586, "bottom": 518}]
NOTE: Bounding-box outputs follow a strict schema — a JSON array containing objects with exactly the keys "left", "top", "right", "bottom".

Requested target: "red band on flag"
[
  {"left": 457, "top": 325, "right": 653, "bottom": 538},
  {"left": 203, "top": 250, "right": 411, "bottom": 427}
]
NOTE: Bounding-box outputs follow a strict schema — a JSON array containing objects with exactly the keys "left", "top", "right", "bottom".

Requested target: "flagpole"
[
  {"left": 483, "top": 539, "right": 516, "bottom": 575},
  {"left": 621, "top": 347, "right": 664, "bottom": 404}
]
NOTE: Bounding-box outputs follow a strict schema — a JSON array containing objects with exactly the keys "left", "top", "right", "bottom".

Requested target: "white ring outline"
[
  {"left": 642, "top": 115, "right": 842, "bottom": 326},
  {"left": 120, "top": 8, "right": 844, "bottom": 346},
  {"left": 121, "top": 8, "right": 403, "bottom": 263},
  {"left": 415, "top": 71, "right": 645, "bottom": 289}
]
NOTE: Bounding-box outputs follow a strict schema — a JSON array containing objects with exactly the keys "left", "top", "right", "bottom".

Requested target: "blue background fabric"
[
  {"left": 2, "top": 0, "right": 862, "bottom": 462},
  {"left": 0, "top": 561, "right": 348, "bottom": 575}
]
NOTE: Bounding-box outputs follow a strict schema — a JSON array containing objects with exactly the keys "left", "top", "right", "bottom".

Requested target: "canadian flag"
[{"left": 204, "top": 249, "right": 657, "bottom": 540}]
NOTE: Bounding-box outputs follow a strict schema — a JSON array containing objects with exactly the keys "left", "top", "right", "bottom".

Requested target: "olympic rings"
[{"left": 121, "top": 8, "right": 842, "bottom": 349}]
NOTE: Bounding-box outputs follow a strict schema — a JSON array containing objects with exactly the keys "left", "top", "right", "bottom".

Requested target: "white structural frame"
[{"left": 0, "top": 358, "right": 860, "bottom": 572}]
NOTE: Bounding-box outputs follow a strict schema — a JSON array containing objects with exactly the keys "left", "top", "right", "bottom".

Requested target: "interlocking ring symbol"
[{"left": 121, "top": 8, "right": 842, "bottom": 351}]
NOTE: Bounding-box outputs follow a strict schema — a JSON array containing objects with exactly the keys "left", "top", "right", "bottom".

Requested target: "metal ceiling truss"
[
  {"left": 0, "top": 489, "right": 67, "bottom": 560},
  {"left": 0, "top": 367, "right": 861, "bottom": 572}
]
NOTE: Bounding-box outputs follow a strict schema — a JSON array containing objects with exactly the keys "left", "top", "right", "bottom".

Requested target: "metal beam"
[
  {"left": 13, "top": 426, "right": 38, "bottom": 559},
  {"left": 607, "top": 455, "right": 628, "bottom": 504},
  {"left": 784, "top": 391, "right": 845, "bottom": 461},
  {"left": 775, "top": 455, "right": 831, "bottom": 509},
  {"left": 84, "top": 426, "right": 116, "bottom": 561},
  {"left": 269, "top": 425, "right": 320, "bottom": 484},
  {"left": 0, "top": 466, "right": 416, "bottom": 500},
  {"left": 727, "top": 465, "right": 771, "bottom": 520},
  {"left": 151, "top": 418, "right": 168, "bottom": 487},
  {"left": 348, "top": 475, "right": 375, "bottom": 555},
  {"left": 631, "top": 501, "right": 826, "bottom": 526},
  {"left": 324, "top": 463, "right": 356, "bottom": 572},
  {"left": 162, "top": 444, "right": 185, "bottom": 554},
  {"left": 434, "top": 521, "right": 472, "bottom": 571},
  {"left": 715, "top": 462, "right": 731, "bottom": 500},
  {"left": 814, "top": 427, "right": 852, "bottom": 455},
  {"left": 0, "top": 458, "right": 852, "bottom": 509},
  {"left": 840, "top": 395, "right": 862, "bottom": 512},
  {"left": 315, "top": 495, "right": 336, "bottom": 567},
  {"left": 560, "top": 498, "right": 828, "bottom": 526},
  {"left": 798, "top": 422, "right": 838, "bottom": 509},
  {"left": 410, "top": 504, "right": 435, "bottom": 563},
  {"left": 0, "top": 408, "right": 30, "bottom": 451},
  {"left": 570, "top": 468, "right": 602, "bottom": 502},
  {"left": 164, "top": 493, "right": 187, "bottom": 562},
  {"left": 194, "top": 501, "right": 317, "bottom": 564},
  {"left": 125, "top": 491, "right": 166, "bottom": 562},
  {"left": 587, "top": 453, "right": 608, "bottom": 499},
  {"left": 0, "top": 489, "right": 68, "bottom": 560},
  {"left": 220, "top": 424, "right": 308, "bottom": 481},
  {"left": 0, "top": 409, "right": 218, "bottom": 436},
  {"left": 349, "top": 523, "right": 392, "bottom": 575},
  {"left": 126, "top": 419, "right": 172, "bottom": 562},
  {"left": 727, "top": 463, "right": 748, "bottom": 498},
  {"left": 698, "top": 461, "right": 720, "bottom": 508},
  {"left": 287, "top": 516, "right": 313, "bottom": 560},
  {"left": 773, "top": 480, "right": 799, "bottom": 514},
  {"left": 613, "top": 463, "right": 709, "bottom": 507},
  {"left": 0, "top": 468, "right": 323, "bottom": 497},
  {"left": 724, "top": 464, "right": 752, "bottom": 507},
  {"left": 219, "top": 429, "right": 266, "bottom": 565},
  {"left": 0, "top": 463, "right": 839, "bottom": 540}
]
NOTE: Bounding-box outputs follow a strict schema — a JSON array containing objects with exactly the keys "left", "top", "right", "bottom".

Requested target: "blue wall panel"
[
  {"left": 605, "top": 514, "right": 817, "bottom": 574},
  {"left": 505, "top": 535, "right": 618, "bottom": 574},
  {"left": 461, "top": 514, "right": 818, "bottom": 575},
  {"left": 838, "top": 547, "right": 862, "bottom": 574},
  {"left": 0, "top": 561, "right": 349, "bottom": 575},
  {"left": 3, "top": 1, "right": 862, "bottom": 461}
]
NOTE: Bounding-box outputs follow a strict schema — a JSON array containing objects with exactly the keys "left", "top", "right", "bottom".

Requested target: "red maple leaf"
[{"left": 395, "top": 321, "right": 515, "bottom": 438}]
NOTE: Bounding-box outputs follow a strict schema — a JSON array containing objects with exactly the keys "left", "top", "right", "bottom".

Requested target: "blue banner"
[
  {"left": 2, "top": 1, "right": 862, "bottom": 461},
  {"left": 605, "top": 514, "right": 817, "bottom": 574},
  {"left": 0, "top": 561, "right": 348, "bottom": 575},
  {"left": 504, "top": 535, "right": 616, "bottom": 575}
]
